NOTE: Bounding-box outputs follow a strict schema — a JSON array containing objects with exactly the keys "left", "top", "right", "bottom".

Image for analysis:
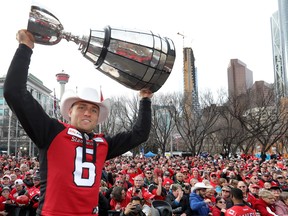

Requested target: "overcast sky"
[{"left": 0, "top": 0, "right": 278, "bottom": 99}]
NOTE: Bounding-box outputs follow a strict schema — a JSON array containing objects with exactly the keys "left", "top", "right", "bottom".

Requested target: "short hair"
[
  {"left": 259, "top": 189, "right": 273, "bottom": 198},
  {"left": 170, "top": 184, "right": 181, "bottom": 191},
  {"left": 230, "top": 188, "right": 243, "bottom": 200},
  {"left": 131, "top": 196, "right": 142, "bottom": 202},
  {"left": 222, "top": 186, "right": 231, "bottom": 191},
  {"left": 280, "top": 192, "right": 288, "bottom": 202},
  {"left": 111, "top": 186, "right": 125, "bottom": 202},
  {"left": 219, "top": 178, "right": 227, "bottom": 185},
  {"left": 215, "top": 196, "right": 224, "bottom": 203}
]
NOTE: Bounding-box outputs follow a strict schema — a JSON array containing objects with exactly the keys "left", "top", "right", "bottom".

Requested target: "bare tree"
[
  {"left": 100, "top": 97, "right": 125, "bottom": 135},
  {"left": 216, "top": 104, "right": 257, "bottom": 158},
  {"left": 101, "top": 94, "right": 151, "bottom": 155},
  {"left": 227, "top": 87, "right": 288, "bottom": 158},
  {"left": 172, "top": 90, "right": 221, "bottom": 156},
  {"left": 150, "top": 93, "right": 176, "bottom": 155}
]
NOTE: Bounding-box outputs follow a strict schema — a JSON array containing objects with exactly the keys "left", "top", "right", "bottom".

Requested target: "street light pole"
[
  {"left": 7, "top": 109, "right": 12, "bottom": 155},
  {"left": 14, "top": 120, "right": 18, "bottom": 155},
  {"left": 170, "top": 133, "right": 173, "bottom": 155},
  {"left": 177, "top": 32, "right": 185, "bottom": 48},
  {"left": 29, "top": 139, "right": 32, "bottom": 156}
]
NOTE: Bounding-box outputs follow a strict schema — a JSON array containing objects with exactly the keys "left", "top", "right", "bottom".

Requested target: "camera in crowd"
[
  {"left": 134, "top": 204, "right": 142, "bottom": 212},
  {"left": 131, "top": 204, "right": 145, "bottom": 216}
]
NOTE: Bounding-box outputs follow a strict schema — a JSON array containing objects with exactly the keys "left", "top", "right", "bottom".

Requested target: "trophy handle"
[{"left": 28, "top": 5, "right": 64, "bottom": 45}]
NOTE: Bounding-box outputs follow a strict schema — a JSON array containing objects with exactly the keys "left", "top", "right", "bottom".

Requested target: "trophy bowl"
[{"left": 28, "top": 6, "right": 176, "bottom": 92}]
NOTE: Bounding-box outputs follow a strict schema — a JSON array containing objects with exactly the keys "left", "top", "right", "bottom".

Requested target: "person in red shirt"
[
  {"left": 237, "top": 181, "right": 256, "bottom": 208},
  {"left": 1, "top": 175, "right": 11, "bottom": 189},
  {"left": 210, "top": 172, "right": 220, "bottom": 188},
  {"left": 5, "top": 29, "right": 153, "bottom": 216},
  {"left": 13, "top": 167, "right": 22, "bottom": 179},
  {"left": 212, "top": 196, "right": 227, "bottom": 216},
  {"left": 162, "top": 171, "right": 173, "bottom": 186},
  {"left": 0, "top": 186, "right": 16, "bottom": 214},
  {"left": 258, "top": 173, "right": 271, "bottom": 188},
  {"left": 181, "top": 168, "right": 191, "bottom": 183},
  {"left": 105, "top": 177, "right": 125, "bottom": 200},
  {"left": 127, "top": 164, "right": 143, "bottom": 186},
  {"left": 148, "top": 176, "right": 166, "bottom": 201},
  {"left": 248, "top": 184, "right": 260, "bottom": 199},
  {"left": 127, "top": 175, "right": 153, "bottom": 204},
  {"left": 205, "top": 187, "right": 216, "bottom": 207},
  {"left": 189, "top": 168, "right": 203, "bottom": 183},
  {"left": 10, "top": 179, "right": 27, "bottom": 199},
  {"left": 109, "top": 187, "right": 130, "bottom": 212},
  {"left": 117, "top": 172, "right": 132, "bottom": 190},
  {"left": 254, "top": 189, "right": 277, "bottom": 216},
  {"left": 225, "top": 188, "right": 256, "bottom": 216}
]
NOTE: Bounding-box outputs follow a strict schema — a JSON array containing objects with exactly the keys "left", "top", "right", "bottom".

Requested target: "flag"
[{"left": 100, "top": 86, "right": 104, "bottom": 102}]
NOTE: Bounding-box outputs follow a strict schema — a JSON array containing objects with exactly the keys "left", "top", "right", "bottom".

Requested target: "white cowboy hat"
[
  {"left": 191, "top": 182, "right": 212, "bottom": 192},
  {"left": 60, "top": 87, "right": 110, "bottom": 124}
]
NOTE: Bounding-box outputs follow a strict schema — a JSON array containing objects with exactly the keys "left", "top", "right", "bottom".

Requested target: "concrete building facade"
[{"left": 0, "top": 73, "right": 56, "bottom": 156}]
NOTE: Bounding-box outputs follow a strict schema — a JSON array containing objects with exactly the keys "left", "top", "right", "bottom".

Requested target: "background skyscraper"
[
  {"left": 227, "top": 59, "right": 253, "bottom": 97},
  {"left": 271, "top": 0, "right": 288, "bottom": 99},
  {"left": 183, "top": 47, "right": 200, "bottom": 113}
]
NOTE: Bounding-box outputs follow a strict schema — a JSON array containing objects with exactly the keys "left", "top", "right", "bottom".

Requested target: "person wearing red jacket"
[
  {"left": 254, "top": 189, "right": 277, "bottom": 216},
  {"left": 0, "top": 187, "right": 16, "bottom": 214},
  {"left": 258, "top": 173, "right": 271, "bottom": 188},
  {"left": 27, "top": 173, "right": 41, "bottom": 215},
  {"left": 148, "top": 176, "right": 166, "bottom": 201},
  {"left": 5, "top": 29, "right": 153, "bottom": 216},
  {"left": 212, "top": 196, "right": 227, "bottom": 216},
  {"left": 127, "top": 175, "right": 153, "bottom": 205},
  {"left": 13, "top": 167, "right": 23, "bottom": 180},
  {"left": 210, "top": 172, "right": 220, "bottom": 188},
  {"left": 237, "top": 181, "right": 256, "bottom": 208},
  {"left": 109, "top": 187, "right": 130, "bottom": 212},
  {"left": 188, "top": 168, "right": 203, "bottom": 183},
  {"left": 10, "top": 179, "right": 27, "bottom": 199},
  {"left": 225, "top": 188, "right": 256, "bottom": 216}
]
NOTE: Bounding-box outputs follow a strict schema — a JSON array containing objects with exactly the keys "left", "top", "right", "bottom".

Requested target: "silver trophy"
[{"left": 27, "top": 5, "right": 176, "bottom": 92}]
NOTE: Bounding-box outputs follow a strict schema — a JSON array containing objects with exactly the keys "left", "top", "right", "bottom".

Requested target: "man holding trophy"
[
  {"left": 4, "top": 4, "right": 176, "bottom": 215},
  {"left": 4, "top": 29, "right": 153, "bottom": 215}
]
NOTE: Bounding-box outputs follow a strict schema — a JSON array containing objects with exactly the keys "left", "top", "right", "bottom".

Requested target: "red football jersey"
[{"left": 225, "top": 204, "right": 257, "bottom": 216}]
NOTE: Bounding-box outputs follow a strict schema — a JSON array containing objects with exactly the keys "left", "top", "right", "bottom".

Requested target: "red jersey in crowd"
[
  {"left": 109, "top": 196, "right": 130, "bottom": 211},
  {"left": 225, "top": 204, "right": 257, "bottom": 216}
]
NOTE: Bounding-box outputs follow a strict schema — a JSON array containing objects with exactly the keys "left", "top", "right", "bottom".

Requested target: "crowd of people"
[
  {"left": 0, "top": 153, "right": 288, "bottom": 215},
  {"left": 0, "top": 156, "right": 40, "bottom": 215},
  {"left": 4, "top": 29, "right": 288, "bottom": 216},
  {"left": 0, "top": 29, "right": 288, "bottom": 216},
  {"left": 98, "top": 153, "right": 288, "bottom": 216}
]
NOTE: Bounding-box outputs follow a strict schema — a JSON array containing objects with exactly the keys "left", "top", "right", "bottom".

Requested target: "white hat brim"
[
  {"left": 191, "top": 184, "right": 212, "bottom": 192},
  {"left": 60, "top": 88, "right": 110, "bottom": 124}
]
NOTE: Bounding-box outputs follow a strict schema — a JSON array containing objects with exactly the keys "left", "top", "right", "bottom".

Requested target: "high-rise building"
[
  {"left": 250, "top": 81, "right": 275, "bottom": 107},
  {"left": 183, "top": 47, "right": 199, "bottom": 112},
  {"left": 271, "top": 0, "right": 288, "bottom": 99},
  {"left": 227, "top": 59, "right": 253, "bottom": 97}
]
